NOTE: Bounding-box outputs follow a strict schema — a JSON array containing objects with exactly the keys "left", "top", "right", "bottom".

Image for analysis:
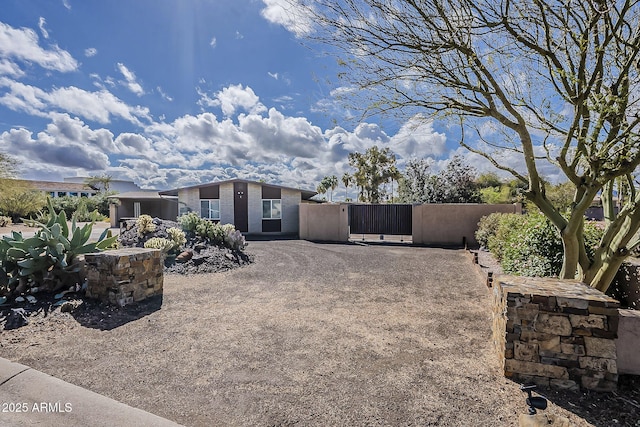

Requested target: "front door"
[{"left": 233, "top": 182, "right": 249, "bottom": 232}]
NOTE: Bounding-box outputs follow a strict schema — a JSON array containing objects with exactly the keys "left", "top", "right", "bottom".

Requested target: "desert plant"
[
  {"left": 177, "top": 212, "right": 202, "bottom": 232},
  {"left": 0, "top": 216, "right": 11, "bottom": 227},
  {"left": 136, "top": 214, "right": 156, "bottom": 237},
  {"left": 195, "top": 220, "right": 226, "bottom": 244},
  {"left": 225, "top": 229, "right": 247, "bottom": 251},
  {"left": 0, "top": 183, "right": 47, "bottom": 222},
  {"left": 167, "top": 227, "right": 186, "bottom": 249},
  {"left": 0, "top": 198, "right": 117, "bottom": 297},
  {"left": 144, "top": 237, "right": 175, "bottom": 253}
]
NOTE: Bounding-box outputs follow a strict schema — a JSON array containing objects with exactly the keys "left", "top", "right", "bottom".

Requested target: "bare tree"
[{"left": 292, "top": 0, "right": 640, "bottom": 292}]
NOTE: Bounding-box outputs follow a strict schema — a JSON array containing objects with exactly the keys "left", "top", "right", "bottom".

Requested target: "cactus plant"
[
  {"left": 0, "top": 198, "right": 117, "bottom": 298},
  {"left": 135, "top": 214, "right": 156, "bottom": 237},
  {"left": 177, "top": 212, "right": 201, "bottom": 232},
  {"left": 167, "top": 227, "right": 186, "bottom": 249},
  {"left": 143, "top": 237, "right": 175, "bottom": 253}
]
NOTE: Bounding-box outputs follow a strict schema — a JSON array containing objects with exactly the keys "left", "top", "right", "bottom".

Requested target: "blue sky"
[{"left": 0, "top": 0, "right": 500, "bottom": 193}]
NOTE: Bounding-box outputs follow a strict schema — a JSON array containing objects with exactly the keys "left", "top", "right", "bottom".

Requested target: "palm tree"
[
  {"left": 327, "top": 175, "right": 338, "bottom": 202},
  {"left": 316, "top": 182, "right": 328, "bottom": 200},
  {"left": 342, "top": 172, "right": 352, "bottom": 200}
]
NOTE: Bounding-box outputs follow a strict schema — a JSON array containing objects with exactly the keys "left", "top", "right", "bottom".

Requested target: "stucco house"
[{"left": 111, "top": 179, "right": 316, "bottom": 235}]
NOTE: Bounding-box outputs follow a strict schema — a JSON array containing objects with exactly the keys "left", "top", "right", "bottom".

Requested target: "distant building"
[
  {"left": 63, "top": 177, "right": 142, "bottom": 193},
  {"left": 9, "top": 179, "right": 98, "bottom": 198}
]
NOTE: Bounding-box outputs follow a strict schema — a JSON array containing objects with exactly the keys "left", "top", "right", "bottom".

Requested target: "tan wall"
[
  {"left": 179, "top": 188, "right": 200, "bottom": 214},
  {"left": 413, "top": 204, "right": 521, "bottom": 246},
  {"left": 219, "top": 182, "right": 234, "bottom": 225},
  {"left": 299, "top": 203, "right": 349, "bottom": 241},
  {"left": 282, "top": 188, "right": 301, "bottom": 234},
  {"left": 617, "top": 309, "right": 640, "bottom": 375}
]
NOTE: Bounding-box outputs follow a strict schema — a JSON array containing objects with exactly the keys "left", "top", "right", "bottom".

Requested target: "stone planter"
[
  {"left": 84, "top": 248, "right": 163, "bottom": 307},
  {"left": 493, "top": 276, "right": 619, "bottom": 392}
]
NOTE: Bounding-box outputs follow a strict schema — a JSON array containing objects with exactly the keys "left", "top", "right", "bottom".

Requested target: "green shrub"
[
  {"left": 486, "top": 213, "right": 526, "bottom": 262},
  {"left": 498, "top": 213, "right": 564, "bottom": 276},
  {"left": 49, "top": 193, "right": 114, "bottom": 219},
  {"left": 482, "top": 212, "right": 604, "bottom": 277},
  {"left": 475, "top": 213, "right": 503, "bottom": 248},
  {"left": 0, "top": 185, "right": 47, "bottom": 222},
  {"left": 70, "top": 198, "right": 106, "bottom": 222}
]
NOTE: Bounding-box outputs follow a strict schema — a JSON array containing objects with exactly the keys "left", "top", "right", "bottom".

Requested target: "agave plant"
[{"left": 0, "top": 198, "right": 117, "bottom": 297}]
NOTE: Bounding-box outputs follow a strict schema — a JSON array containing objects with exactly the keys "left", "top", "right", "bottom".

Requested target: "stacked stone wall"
[
  {"left": 85, "top": 248, "right": 163, "bottom": 307},
  {"left": 493, "top": 276, "right": 619, "bottom": 392}
]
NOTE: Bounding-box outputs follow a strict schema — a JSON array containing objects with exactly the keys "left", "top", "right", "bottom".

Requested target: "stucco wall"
[
  {"left": 299, "top": 203, "right": 349, "bottom": 241},
  {"left": 413, "top": 204, "right": 521, "bottom": 246},
  {"left": 247, "top": 182, "right": 262, "bottom": 233},
  {"left": 219, "top": 182, "right": 234, "bottom": 225},
  {"left": 179, "top": 188, "right": 200, "bottom": 214},
  {"left": 282, "top": 188, "right": 301, "bottom": 234},
  {"left": 617, "top": 309, "right": 640, "bottom": 375}
]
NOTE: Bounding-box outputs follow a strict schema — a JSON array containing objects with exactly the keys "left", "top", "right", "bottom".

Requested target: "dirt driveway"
[{"left": 0, "top": 241, "right": 636, "bottom": 426}]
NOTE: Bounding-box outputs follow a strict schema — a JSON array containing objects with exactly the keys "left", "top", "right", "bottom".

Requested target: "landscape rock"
[
  {"left": 118, "top": 218, "right": 253, "bottom": 275},
  {"left": 176, "top": 250, "right": 193, "bottom": 263}
]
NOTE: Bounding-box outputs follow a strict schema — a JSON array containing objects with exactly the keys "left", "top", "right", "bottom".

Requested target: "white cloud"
[
  {"left": 62, "top": 0, "right": 71, "bottom": 10},
  {"left": 268, "top": 72, "right": 279, "bottom": 80},
  {"left": 235, "top": 31, "right": 244, "bottom": 39},
  {"left": 0, "top": 22, "right": 78, "bottom": 72},
  {"left": 209, "top": 37, "right": 217, "bottom": 48},
  {"left": 389, "top": 116, "right": 447, "bottom": 161},
  {"left": 0, "top": 77, "right": 151, "bottom": 125},
  {"left": 156, "top": 86, "right": 173, "bottom": 102},
  {"left": 260, "top": 0, "right": 314, "bottom": 38},
  {"left": 199, "top": 84, "right": 267, "bottom": 117},
  {"left": 84, "top": 47, "right": 97, "bottom": 57},
  {"left": 116, "top": 62, "right": 144, "bottom": 96},
  {"left": 0, "top": 59, "right": 24, "bottom": 78},
  {"left": 38, "top": 17, "right": 49, "bottom": 39},
  {"left": 115, "top": 132, "right": 153, "bottom": 156},
  {"left": 1, "top": 126, "right": 110, "bottom": 170},
  {"left": 238, "top": 107, "right": 324, "bottom": 159}
]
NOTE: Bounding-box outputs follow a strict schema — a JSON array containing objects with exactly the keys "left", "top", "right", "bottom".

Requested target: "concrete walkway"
[{"left": 0, "top": 357, "right": 182, "bottom": 426}]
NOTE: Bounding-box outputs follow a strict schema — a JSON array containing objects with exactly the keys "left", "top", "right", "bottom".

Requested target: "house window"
[
  {"left": 49, "top": 192, "right": 56, "bottom": 197},
  {"left": 262, "top": 199, "right": 281, "bottom": 219},
  {"left": 69, "top": 192, "right": 78, "bottom": 197},
  {"left": 134, "top": 202, "right": 141, "bottom": 218},
  {"left": 200, "top": 199, "right": 220, "bottom": 220}
]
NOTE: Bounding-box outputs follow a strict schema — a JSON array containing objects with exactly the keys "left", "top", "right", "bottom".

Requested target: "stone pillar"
[
  {"left": 493, "top": 276, "right": 619, "bottom": 391},
  {"left": 85, "top": 248, "right": 163, "bottom": 307}
]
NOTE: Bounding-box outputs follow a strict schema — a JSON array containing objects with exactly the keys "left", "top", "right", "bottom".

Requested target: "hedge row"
[{"left": 476, "top": 212, "right": 603, "bottom": 277}]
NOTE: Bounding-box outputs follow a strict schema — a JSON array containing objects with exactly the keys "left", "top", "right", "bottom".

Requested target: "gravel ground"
[{"left": 1, "top": 240, "right": 639, "bottom": 426}]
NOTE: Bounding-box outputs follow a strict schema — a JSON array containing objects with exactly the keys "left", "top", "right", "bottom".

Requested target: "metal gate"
[{"left": 348, "top": 204, "right": 412, "bottom": 235}]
